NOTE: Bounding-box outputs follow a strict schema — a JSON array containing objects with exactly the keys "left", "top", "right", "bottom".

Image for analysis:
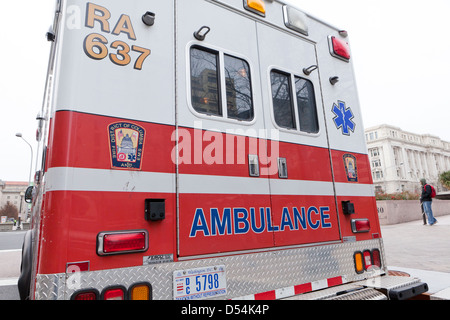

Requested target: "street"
[
  {"left": 0, "top": 231, "right": 26, "bottom": 251},
  {"left": 0, "top": 231, "right": 25, "bottom": 300}
]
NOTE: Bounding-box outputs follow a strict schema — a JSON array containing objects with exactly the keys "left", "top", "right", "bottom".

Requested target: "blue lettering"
[
  {"left": 211, "top": 208, "right": 232, "bottom": 236},
  {"left": 307, "top": 207, "right": 320, "bottom": 230},
  {"left": 293, "top": 207, "right": 307, "bottom": 230},
  {"left": 186, "top": 278, "right": 190, "bottom": 294},
  {"left": 280, "top": 207, "right": 294, "bottom": 231},
  {"left": 233, "top": 208, "right": 250, "bottom": 234},
  {"left": 320, "top": 206, "right": 332, "bottom": 228},
  {"left": 266, "top": 208, "right": 279, "bottom": 231},
  {"left": 189, "top": 205, "right": 333, "bottom": 238},
  {"left": 189, "top": 208, "right": 210, "bottom": 237},
  {"left": 250, "top": 208, "right": 266, "bottom": 233}
]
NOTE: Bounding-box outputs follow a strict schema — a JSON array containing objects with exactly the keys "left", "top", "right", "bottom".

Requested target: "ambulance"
[{"left": 18, "top": 0, "right": 428, "bottom": 300}]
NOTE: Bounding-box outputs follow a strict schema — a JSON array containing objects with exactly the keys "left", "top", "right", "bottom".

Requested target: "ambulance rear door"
[
  {"left": 175, "top": 0, "right": 273, "bottom": 257},
  {"left": 256, "top": 22, "right": 341, "bottom": 247}
]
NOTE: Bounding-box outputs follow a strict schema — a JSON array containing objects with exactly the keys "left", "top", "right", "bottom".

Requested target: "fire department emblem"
[
  {"left": 343, "top": 154, "right": 358, "bottom": 182},
  {"left": 108, "top": 122, "right": 145, "bottom": 170}
]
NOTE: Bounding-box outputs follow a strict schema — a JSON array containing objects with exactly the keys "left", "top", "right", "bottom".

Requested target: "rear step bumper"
[{"left": 284, "top": 275, "right": 428, "bottom": 300}]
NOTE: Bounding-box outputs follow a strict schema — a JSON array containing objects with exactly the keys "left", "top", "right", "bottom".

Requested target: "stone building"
[
  {"left": 0, "top": 180, "right": 29, "bottom": 221},
  {"left": 365, "top": 124, "right": 450, "bottom": 194}
]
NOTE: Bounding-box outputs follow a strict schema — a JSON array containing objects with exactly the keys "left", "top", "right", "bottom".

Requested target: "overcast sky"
[{"left": 1, "top": 0, "right": 449, "bottom": 182}]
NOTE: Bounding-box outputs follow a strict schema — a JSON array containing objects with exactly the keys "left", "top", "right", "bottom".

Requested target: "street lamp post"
[{"left": 15, "top": 133, "right": 34, "bottom": 186}]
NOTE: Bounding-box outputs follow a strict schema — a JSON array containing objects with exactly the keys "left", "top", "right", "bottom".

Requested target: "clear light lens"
[
  {"left": 283, "top": 5, "right": 308, "bottom": 36},
  {"left": 103, "top": 288, "right": 125, "bottom": 300}
]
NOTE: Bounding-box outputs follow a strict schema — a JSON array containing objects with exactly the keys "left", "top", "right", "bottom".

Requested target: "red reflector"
[
  {"left": 330, "top": 36, "right": 350, "bottom": 61},
  {"left": 66, "top": 261, "right": 89, "bottom": 273},
  {"left": 372, "top": 249, "right": 382, "bottom": 268},
  {"left": 351, "top": 219, "right": 370, "bottom": 233},
  {"left": 102, "top": 287, "right": 126, "bottom": 300},
  {"left": 98, "top": 230, "right": 148, "bottom": 256}
]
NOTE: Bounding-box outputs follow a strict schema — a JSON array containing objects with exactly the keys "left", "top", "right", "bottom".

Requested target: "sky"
[{"left": 1, "top": 0, "right": 450, "bottom": 182}]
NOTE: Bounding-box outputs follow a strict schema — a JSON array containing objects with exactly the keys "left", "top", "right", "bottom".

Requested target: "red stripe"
[
  {"left": 47, "top": 111, "right": 372, "bottom": 185},
  {"left": 294, "top": 283, "right": 313, "bottom": 295},
  {"left": 327, "top": 276, "right": 343, "bottom": 287},
  {"left": 255, "top": 291, "right": 276, "bottom": 300}
]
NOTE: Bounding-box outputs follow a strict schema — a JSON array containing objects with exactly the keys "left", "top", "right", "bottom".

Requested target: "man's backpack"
[{"left": 425, "top": 184, "right": 436, "bottom": 198}]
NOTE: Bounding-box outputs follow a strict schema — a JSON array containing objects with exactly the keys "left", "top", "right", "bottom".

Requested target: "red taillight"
[
  {"left": 372, "top": 249, "right": 382, "bottom": 268},
  {"left": 351, "top": 219, "right": 370, "bottom": 233},
  {"left": 329, "top": 36, "right": 350, "bottom": 61},
  {"left": 71, "top": 290, "right": 99, "bottom": 300},
  {"left": 97, "top": 230, "right": 148, "bottom": 256}
]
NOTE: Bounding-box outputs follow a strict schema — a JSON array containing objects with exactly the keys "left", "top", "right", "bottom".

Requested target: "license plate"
[{"left": 173, "top": 265, "right": 227, "bottom": 300}]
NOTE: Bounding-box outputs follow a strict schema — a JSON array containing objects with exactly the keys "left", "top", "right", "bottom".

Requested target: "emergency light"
[
  {"left": 329, "top": 36, "right": 351, "bottom": 62},
  {"left": 97, "top": 230, "right": 148, "bottom": 256},
  {"left": 351, "top": 219, "right": 370, "bottom": 233},
  {"left": 244, "top": 0, "right": 265, "bottom": 16},
  {"left": 283, "top": 5, "right": 309, "bottom": 36}
]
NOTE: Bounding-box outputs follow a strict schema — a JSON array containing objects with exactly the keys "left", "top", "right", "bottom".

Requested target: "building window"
[{"left": 369, "top": 148, "right": 380, "bottom": 157}]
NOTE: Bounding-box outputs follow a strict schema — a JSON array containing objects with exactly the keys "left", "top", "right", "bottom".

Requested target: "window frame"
[
  {"left": 269, "top": 68, "right": 320, "bottom": 136},
  {"left": 188, "top": 44, "right": 256, "bottom": 125}
]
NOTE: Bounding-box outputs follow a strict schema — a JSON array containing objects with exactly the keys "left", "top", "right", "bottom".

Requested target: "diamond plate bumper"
[{"left": 35, "top": 239, "right": 388, "bottom": 300}]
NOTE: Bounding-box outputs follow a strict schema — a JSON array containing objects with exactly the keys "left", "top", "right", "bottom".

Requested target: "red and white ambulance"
[{"left": 19, "top": 0, "right": 428, "bottom": 300}]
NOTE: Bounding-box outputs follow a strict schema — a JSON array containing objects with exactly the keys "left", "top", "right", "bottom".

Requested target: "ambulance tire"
[{"left": 18, "top": 230, "right": 33, "bottom": 300}]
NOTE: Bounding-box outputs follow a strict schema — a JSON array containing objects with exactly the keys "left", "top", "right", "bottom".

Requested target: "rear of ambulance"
[{"left": 19, "top": 0, "right": 428, "bottom": 300}]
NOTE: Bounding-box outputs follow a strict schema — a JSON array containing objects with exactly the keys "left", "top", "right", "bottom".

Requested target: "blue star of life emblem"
[{"left": 332, "top": 101, "right": 356, "bottom": 136}]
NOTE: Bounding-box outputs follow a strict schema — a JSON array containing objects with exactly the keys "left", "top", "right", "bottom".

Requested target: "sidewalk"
[{"left": 381, "top": 214, "right": 450, "bottom": 298}]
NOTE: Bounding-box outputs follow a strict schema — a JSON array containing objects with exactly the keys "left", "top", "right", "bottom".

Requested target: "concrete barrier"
[
  {"left": 0, "top": 223, "right": 13, "bottom": 232},
  {"left": 377, "top": 200, "right": 450, "bottom": 225}
]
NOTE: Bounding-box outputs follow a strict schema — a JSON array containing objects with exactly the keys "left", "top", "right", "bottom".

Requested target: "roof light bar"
[
  {"left": 97, "top": 230, "right": 148, "bottom": 256},
  {"left": 244, "top": 0, "right": 265, "bottom": 17},
  {"left": 283, "top": 5, "right": 308, "bottom": 36}
]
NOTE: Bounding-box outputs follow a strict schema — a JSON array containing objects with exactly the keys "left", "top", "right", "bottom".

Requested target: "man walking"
[{"left": 420, "top": 179, "right": 437, "bottom": 226}]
